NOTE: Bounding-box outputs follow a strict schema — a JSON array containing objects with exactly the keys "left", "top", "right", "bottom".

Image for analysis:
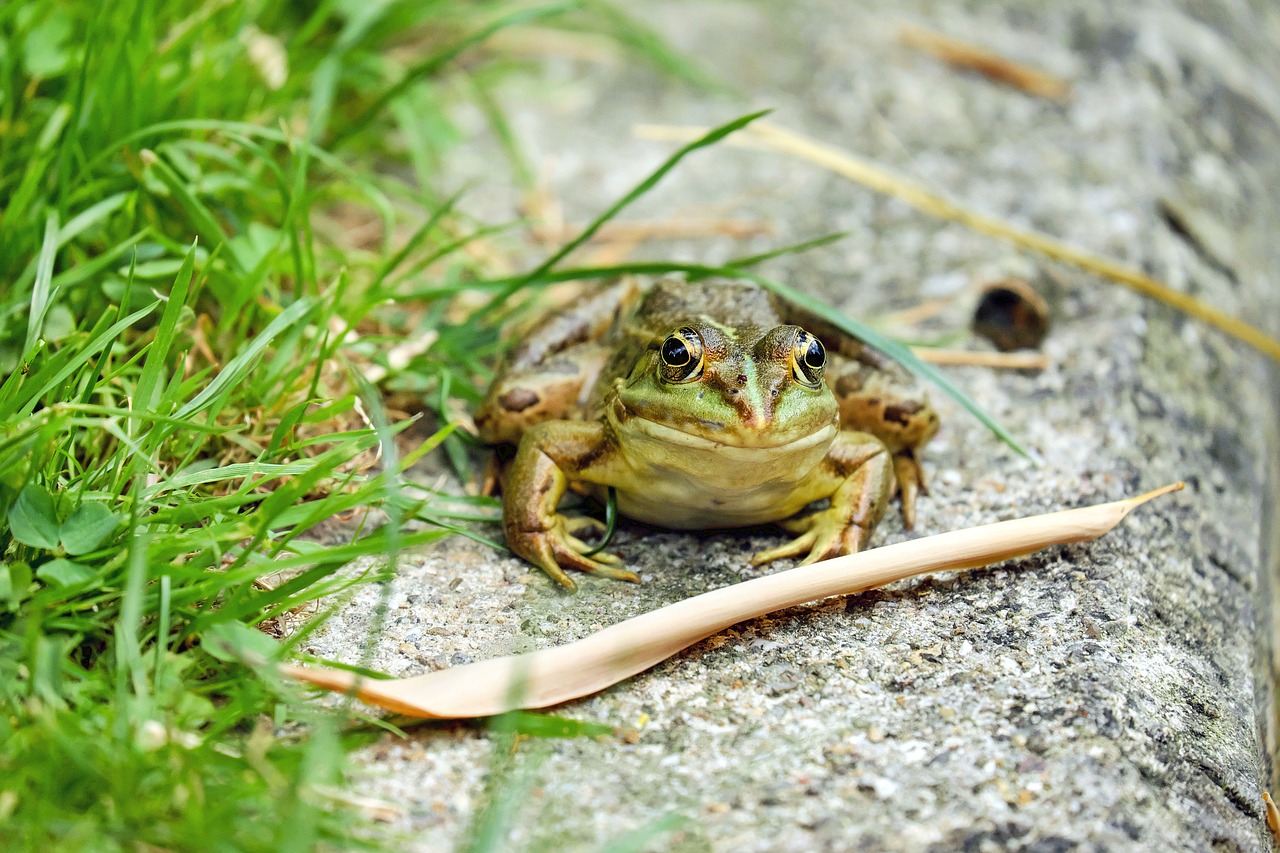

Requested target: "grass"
[
  {"left": 0, "top": 2, "right": 1022, "bottom": 850},
  {"left": 0, "top": 1, "right": 705, "bottom": 850}
]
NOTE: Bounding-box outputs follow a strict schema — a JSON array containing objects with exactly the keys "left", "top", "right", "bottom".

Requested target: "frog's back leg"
[
  {"left": 825, "top": 347, "right": 939, "bottom": 452},
  {"left": 824, "top": 347, "right": 939, "bottom": 529},
  {"left": 476, "top": 278, "right": 644, "bottom": 445}
]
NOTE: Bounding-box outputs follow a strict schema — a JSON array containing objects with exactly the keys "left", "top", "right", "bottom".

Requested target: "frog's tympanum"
[{"left": 476, "top": 278, "right": 940, "bottom": 589}]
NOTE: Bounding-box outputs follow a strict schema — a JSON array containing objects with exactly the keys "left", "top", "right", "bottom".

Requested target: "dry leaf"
[
  {"left": 281, "top": 484, "right": 1182, "bottom": 719},
  {"left": 1264, "top": 791, "right": 1280, "bottom": 844}
]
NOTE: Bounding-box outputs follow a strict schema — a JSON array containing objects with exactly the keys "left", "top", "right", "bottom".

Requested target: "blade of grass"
[
  {"left": 3, "top": 104, "right": 70, "bottom": 237},
  {"left": 24, "top": 214, "right": 61, "bottom": 355},
  {"left": 372, "top": 187, "right": 467, "bottom": 288},
  {"left": 579, "top": 0, "right": 728, "bottom": 93},
  {"left": 173, "top": 297, "right": 316, "bottom": 422},
  {"left": 6, "top": 301, "right": 160, "bottom": 420},
  {"left": 641, "top": 119, "right": 1280, "bottom": 362},
  {"left": 600, "top": 813, "right": 691, "bottom": 853},
  {"left": 50, "top": 228, "right": 148, "bottom": 291},
  {"left": 508, "top": 109, "right": 771, "bottom": 296},
  {"left": 720, "top": 230, "right": 848, "bottom": 271},
  {"left": 330, "top": 2, "right": 580, "bottom": 150},
  {"left": 133, "top": 242, "right": 196, "bottom": 420},
  {"left": 139, "top": 149, "right": 242, "bottom": 274}
]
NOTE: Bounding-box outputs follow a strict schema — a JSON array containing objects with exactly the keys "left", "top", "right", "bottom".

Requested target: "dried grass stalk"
[
  {"left": 910, "top": 347, "right": 1049, "bottom": 370},
  {"left": 281, "top": 484, "right": 1182, "bottom": 719},
  {"left": 899, "top": 25, "right": 1072, "bottom": 101},
  {"left": 634, "top": 121, "right": 1280, "bottom": 362}
]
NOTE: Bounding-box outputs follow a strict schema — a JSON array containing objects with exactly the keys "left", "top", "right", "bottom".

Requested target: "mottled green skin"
[{"left": 476, "top": 277, "right": 939, "bottom": 590}]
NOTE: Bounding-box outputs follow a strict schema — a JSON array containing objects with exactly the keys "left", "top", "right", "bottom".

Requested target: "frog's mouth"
[{"left": 622, "top": 414, "right": 838, "bottom": 454}]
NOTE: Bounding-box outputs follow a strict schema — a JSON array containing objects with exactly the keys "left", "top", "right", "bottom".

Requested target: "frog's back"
[
  {"left": 476, "top": 278, "right": 644, "bottom": 444},
  {"left": 626, "top": 278, "right": 782, "bottom": 337}
]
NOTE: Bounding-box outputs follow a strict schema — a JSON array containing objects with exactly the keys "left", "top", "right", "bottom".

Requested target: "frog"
[{"left": 475, "top": 276, "right": 941, "bottom": 590}]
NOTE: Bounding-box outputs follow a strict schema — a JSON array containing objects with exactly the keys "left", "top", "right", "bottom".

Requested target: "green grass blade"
[
  {"left": 50, "top": 228, "right": 148, "bottom": 291},
  {"left": 513, "top": 109, "right": 771, "bottom": 291},
  {"left": 330, "top": 2, "right": 580, "bottom": 150},
  {"left": 139, "top": 149, "right": 241, "bottom": 273},
  {"left": 24, "top": 214, "right": 60, "bottom": 355},
  {"left": 114, "top": 527, "right": 150, "bottom": 711},
  {"left": 599, "top": 814, "right": 691, "bottom": 853},
  {"left": 133, "top": 242, "right": 196, "bottom": 419},
  {"left": 721, "top": 230, "right": 849, "bottom": 271},
  {"left": 580, "top": 0, "right": 728, "bottom": 92},
  {"left": 6, "top": 302, "right": 160, "bottom": 420},
  {"left": 59, "top": 192, "right": 131, "bottom": 247},
  {"left": 372, "top": 187, "right": 466, "bottom": 288},
  {"left": 3, "top": 104, "right": 69, "bottom": 234},
  {"left": 173, "top": 297, "right": 317, "bottom": 422}
]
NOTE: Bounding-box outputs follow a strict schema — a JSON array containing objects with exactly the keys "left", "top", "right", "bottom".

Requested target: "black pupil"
[
  {"left": 805, "top": 338, "right": 825, "bottom": 369},
  {"left": 662, "top": 337, "right": 689, "bottom": 365}
]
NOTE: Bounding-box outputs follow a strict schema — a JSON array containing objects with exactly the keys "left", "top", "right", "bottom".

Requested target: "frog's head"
[{"left": 613, "top": 321, "right": 839, "bottom": 449}]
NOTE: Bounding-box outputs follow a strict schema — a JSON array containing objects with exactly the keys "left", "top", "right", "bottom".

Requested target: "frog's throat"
[{"left": 622, "top": 415, "right": 838, "bottom": 455}]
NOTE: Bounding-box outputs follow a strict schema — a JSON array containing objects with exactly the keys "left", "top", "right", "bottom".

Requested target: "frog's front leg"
[
  {"left": 504, "top": 420, "right": 638, "bottom": 590},
  {"left": 751, "top": 432, "right": 893, "bottom": 567}
]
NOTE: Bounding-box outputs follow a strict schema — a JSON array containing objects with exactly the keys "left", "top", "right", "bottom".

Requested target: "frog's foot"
[
  {"left": 749, "top": 510, "right": 872, "bottom": 567},
  {"left": 892, "top": 449, "right": 929, "bottom": 530},
  {"left": 750, "top": 436, "right": 892, "bottom": 567},
  {"left": 507, "top": 518, "right": 638, "bottom": 592}
]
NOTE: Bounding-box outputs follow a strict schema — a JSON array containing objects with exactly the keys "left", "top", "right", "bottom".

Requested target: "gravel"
[{"left": 302, "top": 1, "right": 1280, "bottom": 849}]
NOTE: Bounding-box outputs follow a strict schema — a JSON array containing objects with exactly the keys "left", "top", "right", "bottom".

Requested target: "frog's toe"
[
  {"left": 565, "top": 536, "right": 623, "bottom": 566},
  {"left": 757, "top": 506, "right": 874, "bottom": 566},
  {"left": 777, "top": 513, "right": 818, "bottom": 535},
  {"left": 892, "top": 451, "right": 928, "bottom": 530},
  {"left": 508, "top": 515, "right": 638, "bottom": 589},
  {"left": 573, "top": 560, "right": 639, "bottom": 583},
  {"left": 797, "top": 523, "right": 870, "bottom": 565},
  {"left": 557, "top": 539, "right": 637, "bottom": 582},
  {"left": 759, "top": 512, "right": 875, "bottom": 567},
  {"left": 508, "top": 530, "right": 578, "bottom": 589},
  {"left": 563, "top": 515, "right": 608, "bottom": 536},
  {"left": 750, "top": 530, "right": 817, "bottom": 567}
]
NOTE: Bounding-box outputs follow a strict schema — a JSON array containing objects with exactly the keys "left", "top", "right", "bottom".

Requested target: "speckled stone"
[{"left": 301, "top": 1, "right": 1280, "bottom": 849}]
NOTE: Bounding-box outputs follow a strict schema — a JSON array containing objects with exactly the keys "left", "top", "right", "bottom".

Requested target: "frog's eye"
[
  {"left": 791, "top": 331, "right": 826, "bottom": 388},
  {"left": 658, "top": 327, "right": 704, "bottom": 383}
]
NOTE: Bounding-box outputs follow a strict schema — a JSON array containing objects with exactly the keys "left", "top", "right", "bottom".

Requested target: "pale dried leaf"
[{"left": 281, "top": 484, "right": 1182, "bottom": 719}]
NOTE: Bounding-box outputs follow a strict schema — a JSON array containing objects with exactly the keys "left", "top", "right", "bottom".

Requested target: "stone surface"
[{"left": 301, "top": 1, "right": 1280, "bottom": 849}]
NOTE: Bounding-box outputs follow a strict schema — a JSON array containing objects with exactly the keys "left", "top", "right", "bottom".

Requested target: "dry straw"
[
  {"left": 282, "top": 483, "right": 1182, "bottom": 719},
  {"left": 634, "top": 121, "right": 1280, "bottom": 363}
]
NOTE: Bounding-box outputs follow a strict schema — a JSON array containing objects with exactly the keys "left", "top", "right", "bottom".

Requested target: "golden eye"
[
  {"left": 791, "top": 331, "right": 826, "bottom": 388},
  {"left": 658, "top": 327, "right": 704, "bottom": 383}
]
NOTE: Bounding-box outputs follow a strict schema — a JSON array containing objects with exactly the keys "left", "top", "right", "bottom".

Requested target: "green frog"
[{"left": 476, "top": 277, "right": 940, "bottom": 590}]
